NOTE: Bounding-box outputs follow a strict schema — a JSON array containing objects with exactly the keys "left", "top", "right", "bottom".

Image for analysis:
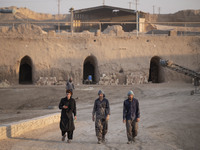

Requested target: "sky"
[{"left": 0, "top": 0, "right": 200, "bottom": 15}]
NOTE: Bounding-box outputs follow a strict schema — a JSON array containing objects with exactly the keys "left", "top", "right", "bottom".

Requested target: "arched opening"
[
  {"left": 19, "top": 56, "right": 33, "bottom": 84},
  {"left": 83, "top": 55, "right": 99, "bottom": 84},
  {"left": 148, "top": 56, "right": 165, "bottom": 83}
]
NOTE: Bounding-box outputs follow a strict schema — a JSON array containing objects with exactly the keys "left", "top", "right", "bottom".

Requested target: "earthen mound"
[{"left": 103, "top": 25, "right": 124, "bottom": 35}]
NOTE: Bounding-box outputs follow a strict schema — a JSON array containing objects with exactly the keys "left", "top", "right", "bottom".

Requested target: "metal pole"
[
  {"left": 129, "top": 1, "right": 132, "bottom": 9},
  {"left": 70, "top": 8, "right": 74, "bottom": 35},
  {"left": 99, "top": 23, "right": 101, "bottom": 33},
  {"left": 58, "top": 0, "right": 60, "bottom": 33},
  {"left": 135, "top": 0, "right": 138, "bottom": 37},
  {"left": 158, "top": 7, "right": 161, "bottom": 14},
  {"left": 153, "top": 5, "right": 155, "bottom": 14}
]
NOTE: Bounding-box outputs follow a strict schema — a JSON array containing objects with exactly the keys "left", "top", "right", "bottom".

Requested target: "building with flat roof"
[{"left": 73, "top": 5, "right": 146, "bottom": 32}]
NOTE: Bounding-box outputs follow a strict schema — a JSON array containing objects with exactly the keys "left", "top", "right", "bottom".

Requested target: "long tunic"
[
  {"left": 66, "top": 81, "right": 74, "bottom": 91},
  {"left": 59, "top": 97, "right": 76, "bottom": 132}
]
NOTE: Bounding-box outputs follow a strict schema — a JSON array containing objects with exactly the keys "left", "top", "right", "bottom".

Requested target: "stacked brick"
[
  {"left": 99, "top": 74, "right": 119, "bottom": 85},
  {"left": 126, "top": 73, "right": 148, "bottom": 85},
  {"left": 99, "top": 73, "right": 148, "bottom": 85}
]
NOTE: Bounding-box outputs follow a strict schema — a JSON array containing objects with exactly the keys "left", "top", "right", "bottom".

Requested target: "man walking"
[
  {"left": 59, "top": 90, "right": 77, "bottom": 143},
  {"left": 92, "top": 90, "right": 110, "bottom": 144},
  {"left": 66, "top": 78, "right": 75, "bottom": 93},
  {"left": 123, "top": 90, "right": 140, "bottom": 144}
]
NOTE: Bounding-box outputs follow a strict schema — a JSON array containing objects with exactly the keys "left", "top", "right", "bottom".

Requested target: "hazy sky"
[{"left": 0, "top": 0, "right": 200, "bottom": 14}]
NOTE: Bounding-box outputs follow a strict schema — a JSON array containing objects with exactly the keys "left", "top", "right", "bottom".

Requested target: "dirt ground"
[{"left": 0, "top": 82, "right": 200, "bottom": 150}]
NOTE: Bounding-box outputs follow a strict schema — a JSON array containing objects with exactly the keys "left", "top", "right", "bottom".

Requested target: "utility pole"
[
  {"left": 153, "top": 5, "right": 155, "bottom": 14},
  {"left": 70, "top": 7, "right": 74, "bottom": 35},
  {"left": 128, "top": 1, "right": 132, "bottom": 9},
  {"left": 103, "top": 0, "right": 105, "bottom": 5},
  {"left": 135, "top": 0, "right": 139, "bottom": 37},
  {"left": 158, "top": 7, "right": 161, "bottom": 14},
  {"left": 58, "top": 0, "right": 60, "bottom": 33}
]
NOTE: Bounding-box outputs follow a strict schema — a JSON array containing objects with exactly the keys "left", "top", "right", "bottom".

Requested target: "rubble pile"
[
  {"left": 0, "top": 24, "right": 47, "bottom": 35},
  {"left": 103, "top": 25, "right": 124, "bottom": 36},
  {"left": 98, "top": 72, "right": 148, "bottom": 85},
  {"left": 0, "top": 80, "right": 10, "bottom": 87},
  {"left": 99, "top": 74, "right": 119, "bottom": 85},
  {"left": 36, "top": 77, "right": 57, "bottom": 85},
  {"left": 14, "top": 24, "right": 47, "bottom": 35},
  {"left": 126, "top": 72, "right": 148, "bottom": 85}
]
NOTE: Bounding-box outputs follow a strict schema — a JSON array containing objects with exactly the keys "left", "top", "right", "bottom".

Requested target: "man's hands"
[
  {"left": 123, "top": 118, "right": 140, "bottom": 123},
  {"left": 63, "top": 105, "right": 68, "bottom": 109},
  {"left": 74, "top": 116, "right": 77, "bottom": 120},
  {"left": 92, "top": 115, "right": 110, "bottom": 121},
  {"left": 92, "top": 115, "right": 95, "bottom": 122},
  {"left": 106, "top": 115, "right": 110, "bottom": 121}
]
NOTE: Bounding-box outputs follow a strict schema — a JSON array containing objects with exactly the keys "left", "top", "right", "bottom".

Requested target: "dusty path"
[{"left": 0, "top": 83, "right": 200, "bottom": 150}]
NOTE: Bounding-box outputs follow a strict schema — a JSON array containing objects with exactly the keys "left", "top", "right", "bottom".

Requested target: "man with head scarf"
[
  {"left": 66, "top": 77, "right": 75, "bottom": 94},
  {"left": 59, "top": 90, "right": 77, "bottom": 143},
  {"left": 92, "top": 90, "right": 110, "bottom": 144},
  {"left": 123, "top": 90, "right": 140, "bottom": 144}
]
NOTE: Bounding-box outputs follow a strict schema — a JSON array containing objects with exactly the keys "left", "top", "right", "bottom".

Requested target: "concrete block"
[
  {"left": 169, "top": 30, "right": 177, "bottom": 36},
  {"left": 0, "top": 113, "right": 60, "bottom": 140},
  {"left": 48, "top": 30, "right": 56, "bottom": 36},
  {"left": 0, "top": 126, "right": 7, "bottom": 140}
]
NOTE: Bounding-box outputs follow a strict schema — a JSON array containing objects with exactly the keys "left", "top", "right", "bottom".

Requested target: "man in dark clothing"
[
  {"left": 92, "top": 90, "right": 110, "bottom": 144},
  {"left": 66, "top": 78, "right": 75, "bottom": 94},
  {"left": 123, "top": 90, "right": 140, "bottom": 144},
  {"left": 59, "top": 90, "right": 77, "bottom": 143}
]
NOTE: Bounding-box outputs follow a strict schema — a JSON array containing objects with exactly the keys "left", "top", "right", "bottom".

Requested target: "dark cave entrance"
[
  {"left": 83, "top": 55, "right": 99, "bottom": 84},
  {"left": 148, "top": 56, "right": 165, "bottom": 83},
  {"left": 19, "top": 56, "right": 33, "bottom": 84}
]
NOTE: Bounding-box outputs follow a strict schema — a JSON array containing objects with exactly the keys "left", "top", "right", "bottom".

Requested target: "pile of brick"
[
  {"left": 126, "top": 72, "right": 148, "bottom": 85},
  {"left": 36, "top": 77, "right": 57, "bottom": 85},
  {"left": 99, "top": 74, "right": 119, "bottom": 85},
  {"left": 0, "top": 79, "right": 10, "bottom": 87}
]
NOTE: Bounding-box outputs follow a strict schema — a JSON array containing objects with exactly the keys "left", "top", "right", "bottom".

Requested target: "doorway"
[
  {"left": 83, "top": 55, "right": 99, "bottom": 84},
  {"left": 19, "top": 56, "right": 33, "bottom": 84},
  {"left": 148, "top": 56, "right": 165, "bottom": 83}
]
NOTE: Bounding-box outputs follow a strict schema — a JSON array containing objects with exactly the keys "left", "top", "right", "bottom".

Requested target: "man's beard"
[{"left": 99, "top": 96, "right": 103, "bottom": 100}]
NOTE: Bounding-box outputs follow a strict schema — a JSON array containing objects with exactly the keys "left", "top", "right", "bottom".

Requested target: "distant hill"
[
  {"left": 174, "top": 9, "right": 200, "bottom": 16},
  {"left": 146, "top": 9, "right": 200, "bottom": 22},
  {"left": 0, "top": 6, "right": 70, "bottom": 22},
  {"left": 1, "top": 7, "right": 200, "bottom": 23}
]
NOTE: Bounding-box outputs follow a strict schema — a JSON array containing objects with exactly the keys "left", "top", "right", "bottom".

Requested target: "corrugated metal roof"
[{"left": 74, "top": 5, "right": 137, "bottom": 14}]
